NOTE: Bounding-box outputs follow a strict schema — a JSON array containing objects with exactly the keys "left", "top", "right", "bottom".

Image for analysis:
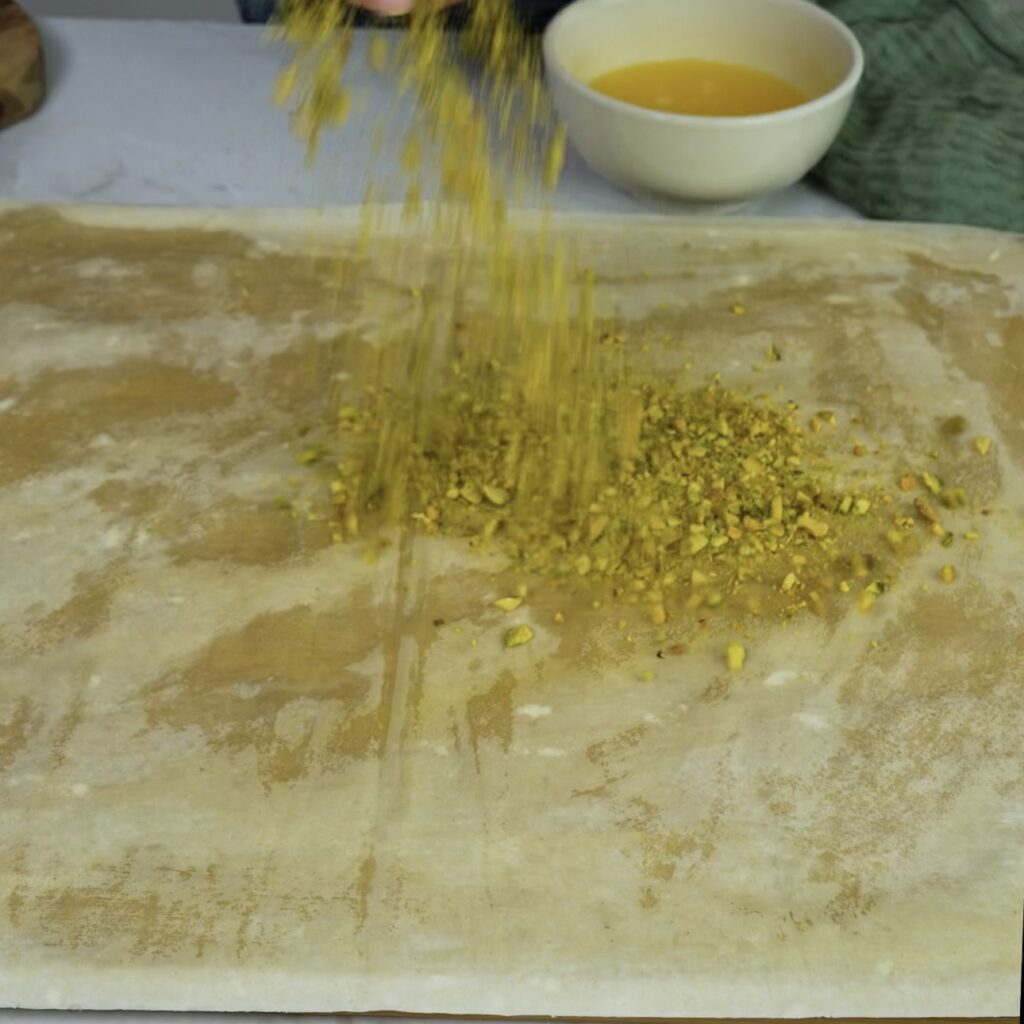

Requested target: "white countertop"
[
  {"left": 0, "top": 17, "right": 856, "bottom": 216},
  {"left": 0, "top": 16, "right": 854, "bottom": 1024}
]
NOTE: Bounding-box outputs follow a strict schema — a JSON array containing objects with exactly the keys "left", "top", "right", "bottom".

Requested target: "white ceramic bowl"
[{"left": 542, "top": 0, "right": 864, "bottom": 206}]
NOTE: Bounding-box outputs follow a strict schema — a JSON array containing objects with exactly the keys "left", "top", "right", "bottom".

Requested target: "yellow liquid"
[{"left": 590, "top": 58, "right": 809, "bottom": 117}]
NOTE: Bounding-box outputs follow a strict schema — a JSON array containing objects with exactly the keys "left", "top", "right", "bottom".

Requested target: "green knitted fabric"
[{"left": 812, "top": 0, "right": 1024, "bottom": 232}]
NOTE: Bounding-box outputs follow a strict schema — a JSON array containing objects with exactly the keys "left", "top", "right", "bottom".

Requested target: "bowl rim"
[{"left": 541, "top": 0, "right": 866, "bottom": 129}]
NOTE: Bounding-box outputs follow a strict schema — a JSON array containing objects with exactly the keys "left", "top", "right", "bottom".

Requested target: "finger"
[
  {"left": 351, "top": 0, "right": 460, "bottom": 12},
  {"left": 352, "top": 0, "right": 414, "bottom": 12}
]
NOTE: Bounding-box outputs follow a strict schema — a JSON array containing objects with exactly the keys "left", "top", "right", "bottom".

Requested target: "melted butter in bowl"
[{"left": 590, "top": 58, "right": 810, "bottom": 118}]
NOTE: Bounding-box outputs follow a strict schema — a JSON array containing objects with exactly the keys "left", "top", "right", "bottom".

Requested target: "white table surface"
[{"left": 1, "top": 15, "right": 855, "bottom": 1023}]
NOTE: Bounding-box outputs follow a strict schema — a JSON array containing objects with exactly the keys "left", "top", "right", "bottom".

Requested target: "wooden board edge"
[{"left": 0, "top": 0, "right": 46, "bottom": 130}]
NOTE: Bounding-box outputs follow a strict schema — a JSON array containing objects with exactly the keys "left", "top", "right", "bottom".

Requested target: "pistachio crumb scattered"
[
  {"left": 494, "top": 597, "right": 523, "bottom": 612},
  {"left": 939, "top": 564, "right": 956, "bottom": 584},
  {"left": 973, "top": 435, "right": 992, "bottom": 456},
  {"left": 725, "top": 642, "right": 746, "bottom": 672}
]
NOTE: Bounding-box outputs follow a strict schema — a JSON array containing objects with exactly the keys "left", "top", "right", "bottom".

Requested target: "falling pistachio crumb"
[
  {"left": 796, "top": 513, "right": 829, "bottom": 539},
  {"left": 504, "top": 625, "right": 534, "bottom": 648},
  {"left": 482, "top": 484, "right": 511, "bottom": 506}
]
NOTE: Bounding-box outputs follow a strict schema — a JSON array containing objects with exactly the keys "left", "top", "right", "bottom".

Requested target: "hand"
[{"left": 351, "top": 0, "right": 460, "bottom": 13}]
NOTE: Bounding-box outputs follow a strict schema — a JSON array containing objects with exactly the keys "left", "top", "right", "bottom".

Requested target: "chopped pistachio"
[
  {"left": 504, "top": 625, "right": 534, "bottom": 648},
  {"left": 796, "top": 513, "right": 829, "bottom": 539},
  {"left": 939, "top": 564, "right": 956, "bottom": 583},
  {"left": 922, "top": 471, "right": 942, "bottom": 495},
  {"left": 914, "top": 497, "right": 940, "bottom": 524},
  {"left": 725, "top": 642, "right": 746, "bottom": 671},
  {"left": 494, "top": 597, "right": 523, "bottom": 611},
  {"left": 460, "top": 482, "right": 483, "bottom": 505},
  {"left": 973, "top": 435, "right": 992, "bottom": 456},
  {"left": 940, "top": 487, "right": 967, "bottom": 509}
]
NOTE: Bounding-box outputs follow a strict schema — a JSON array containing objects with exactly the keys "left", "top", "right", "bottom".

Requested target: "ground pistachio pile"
[{"left": 285, "top": 322, "right": 987, "bottom": 666}]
